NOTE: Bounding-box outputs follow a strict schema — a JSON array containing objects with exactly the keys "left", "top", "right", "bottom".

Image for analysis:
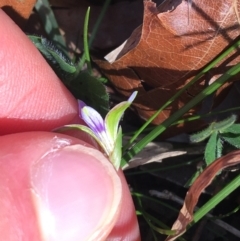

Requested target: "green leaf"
[
  {"left": 189, "top": 124, "right": 213, "bottom": 143},
  {"left": 212, "top": 114, "right": 237, "bottom": 132},
  {"left": 216, "top": 136, "right": 223, "bottom": 159},
  {"left": 221, "top": 132, "right": 240, "bottom": 148},
  {"left": 220, "top": 123, "right": 240, "bottom": 134},
  {"left": 29, "top": 36, "right": 109, "bottom": 116},
  {"left": 28, "top": 35, "right": 76, "bottom": 80},
  {"left": 70, "top": 71, "right": 109, "bottom": 116},
  {"left": 204, "top": 131, "right": 218, "bottom": 166}
]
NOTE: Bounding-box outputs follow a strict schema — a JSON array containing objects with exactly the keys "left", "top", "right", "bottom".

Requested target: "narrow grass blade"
[
  {"left": 123, "top": 38, "right": 240, "bottom": 151},
  {"left": 193, "top": 173, "right": 240, "bottom": 224},
  {"left": 82, "top": 7, "right": 92, "bottom": 73},
  {"left": 78, "top": 0, "right": 111, "bottom": 70},
  {"left": 123, "top": 62, "right": 240, "bottom": 162}
]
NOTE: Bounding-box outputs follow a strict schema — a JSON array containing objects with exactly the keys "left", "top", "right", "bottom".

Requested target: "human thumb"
[{"left": 0, "top": 131, "right": 122, "bottom": 241}]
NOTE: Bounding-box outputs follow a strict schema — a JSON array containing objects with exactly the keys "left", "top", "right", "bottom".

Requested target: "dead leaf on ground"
[
  {"left": 165, "top": 150, "right": 240, "bottom": 241},
  {"left": 95, "top": 0, "right": 240, "bottom": 135},
  {"left": 1, "top": 0, "right": 37, "bottom": 28}
]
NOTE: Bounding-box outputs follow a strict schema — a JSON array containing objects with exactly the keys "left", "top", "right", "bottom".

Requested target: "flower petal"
[
  {"left": 77, "top": 100, "right": 87, "bottom": 119},
  {"left": 105, "top": 91, "right": 137, "bottom": 142},
  {"left": 81, "top": 106, "right": 113, "bottom": 154}
]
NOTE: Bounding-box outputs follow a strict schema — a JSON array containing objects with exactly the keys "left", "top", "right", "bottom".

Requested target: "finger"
[
  {"left": 0, "top": 131, "right": 122, "bottom": 241},
  {"left": 0, "top": 9, "right": 79, "bottom": 135},
  {"left": 107, "top": 169, "right": 141, "bottom": 241}
]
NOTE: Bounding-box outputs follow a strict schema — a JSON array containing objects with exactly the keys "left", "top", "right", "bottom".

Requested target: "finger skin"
[
  {"left": 0, "top": 9, "right": 79, "bottom": 135},
  {"left": 106, "top": 170, "right": 141, "bottom": 241},
  {"left": 0, "top": 10, "right": 141, "bottom": 240},
  {"left": 0, "top": 132, "right": 123, "bottom": 241}
]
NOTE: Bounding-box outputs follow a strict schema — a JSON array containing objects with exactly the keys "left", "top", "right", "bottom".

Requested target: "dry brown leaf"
[
  {"left": 165, "top": 150, "right": 240, "bottom": 241},
  {"left": 95, "top": 0, "right": 240, "bottom": 134},
  {"left": 1, "top": 0, "right": 37, "bottom": 28}
]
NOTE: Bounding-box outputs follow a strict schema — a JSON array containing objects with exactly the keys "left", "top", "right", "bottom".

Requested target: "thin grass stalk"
[
  {"left": 192, "top": 173, "right": 240, "bottom": 224},
  {"left": 123, "top": 62, "right": 240, "bottom": 162},
  {"left": 123, "top": 38, "right": 240, "bottom": 152}
]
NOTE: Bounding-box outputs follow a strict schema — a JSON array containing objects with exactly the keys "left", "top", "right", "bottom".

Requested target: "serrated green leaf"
[
  {"left": 211, "top": 114, "right": 237, "bottom": 132},
  {"left": 28, "top": 35, "right": 76, "bottom": 80},
  {"left": 70, "top": 71, "right": 109, "bottom": 116},
  {"left": 29, "top": 35, "right": 109, "bottom": 116},
  {"left": 216, "top": 136, "right": 223, "bottom": 158},
  {"left": 204, "top": 131, "right": 218, "bottom": 166},
  {"left": 189, "top": 124, "right": 213, "bottom": 143},
  {"left": 220, "top": 124, "right": 240, "bottom": 134},
  {"left": 221, "top": 132, "right": 240, "bottom": 148}
]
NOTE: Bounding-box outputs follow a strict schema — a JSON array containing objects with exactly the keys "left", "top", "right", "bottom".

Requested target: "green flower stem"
[
  {"left": 193, "top": 173, "right": 240, "bottom": 224},
  {"left": 123, "top": 38, "right": 240, "bottom": 152},
  {"left": 123, "top": 62, "right": 240, "bottom": 162}
]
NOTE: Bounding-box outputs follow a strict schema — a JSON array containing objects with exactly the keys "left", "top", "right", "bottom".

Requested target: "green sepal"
[
  {"left": 54, "top": 124, "right": 108, "bottom": 155},
  {"left": 110, "top": 127, "right": 122, "bottom": 170},
  {"left": 105, "top": 91, "right": 137, "bottom": 142}
]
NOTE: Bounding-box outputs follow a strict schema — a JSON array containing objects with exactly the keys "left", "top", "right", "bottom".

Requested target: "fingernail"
[{"left": 30, "top": 144, "right": 122, "bottom": 241}]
